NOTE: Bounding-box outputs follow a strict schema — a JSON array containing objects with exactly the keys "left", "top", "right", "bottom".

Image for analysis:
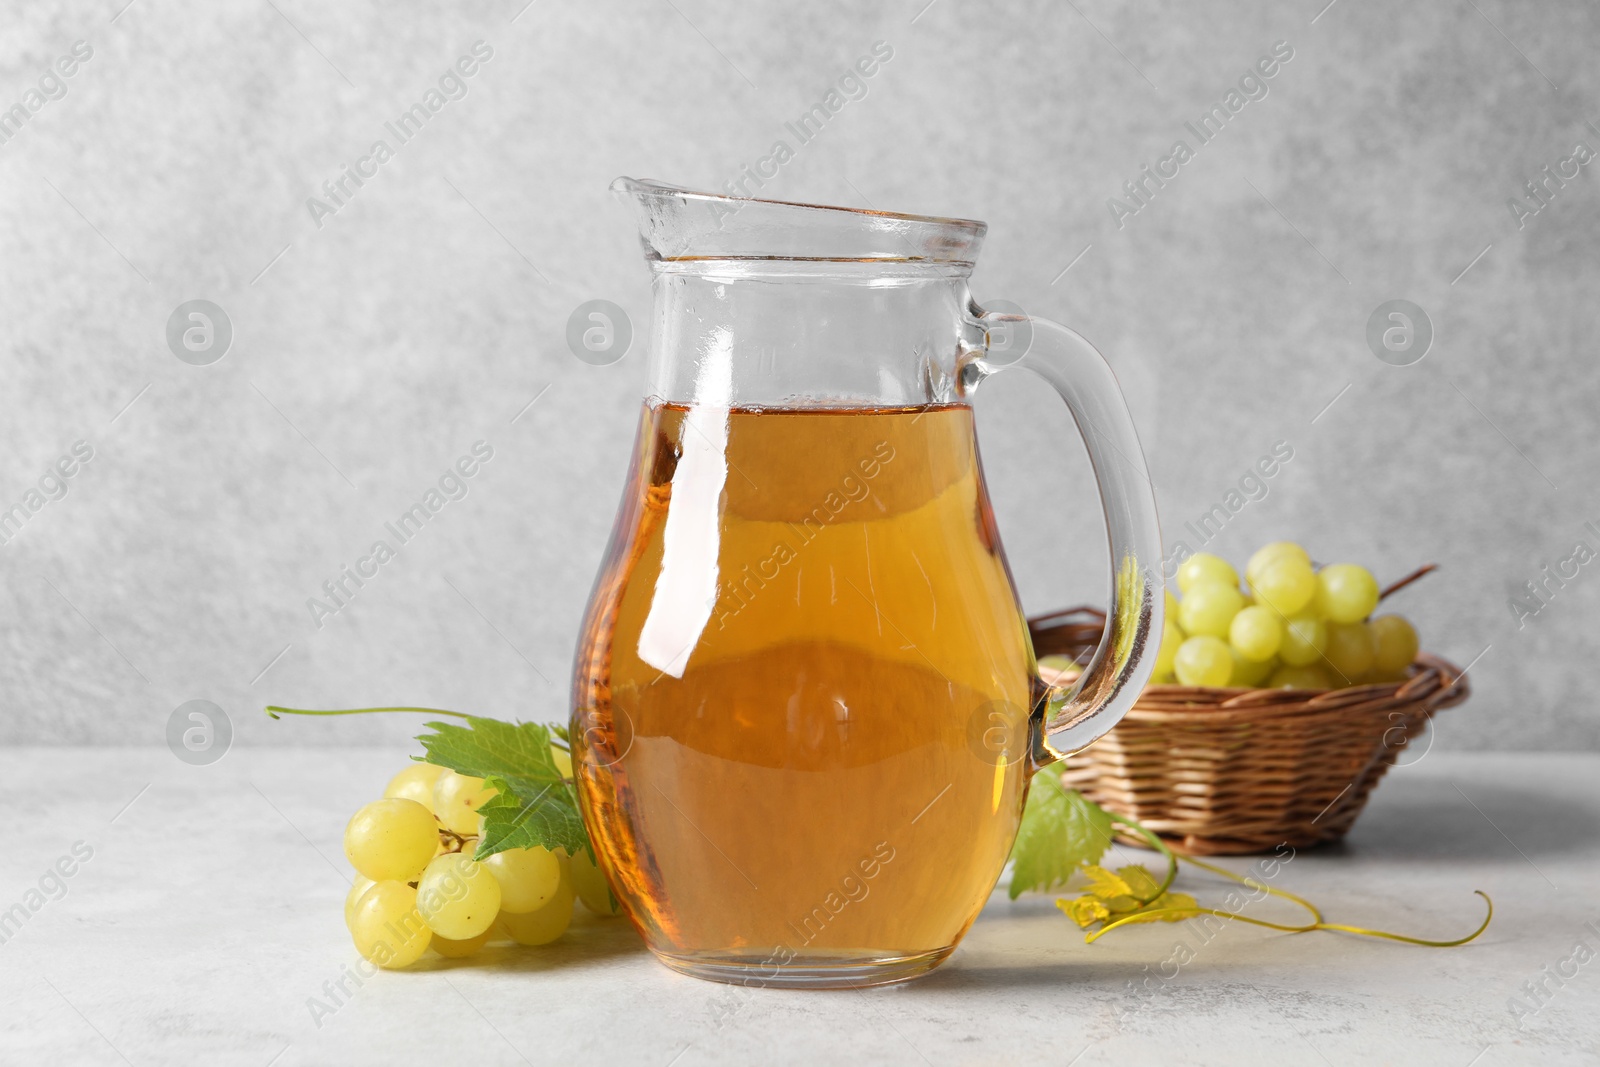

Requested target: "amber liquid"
[{"left": 572, "top": 402, "right": 1036, "bottom": 976}]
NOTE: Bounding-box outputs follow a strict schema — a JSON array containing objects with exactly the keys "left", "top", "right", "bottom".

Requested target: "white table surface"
[{"left": 3, "top": 747, "right": 1596, "bottom": 1067}]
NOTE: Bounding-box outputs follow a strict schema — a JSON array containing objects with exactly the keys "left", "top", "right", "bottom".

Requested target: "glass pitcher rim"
[{"left": 612, "top": 176, "right": 988, "bottom": 269}]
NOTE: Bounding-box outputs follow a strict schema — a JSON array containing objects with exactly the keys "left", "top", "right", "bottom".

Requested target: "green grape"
[
  {"left": 344, "top": 875, "right": 374, "bottom": 928},
  {"left": 1278, "top": 615, "right": 1328, "bottom": 667},
  {"left": 551, "top": 745, "right": 573, "bottom": 780},
  {"left": 434, "top": 771, "right": 496, "bottom": 836},
  {"left": 1245, "top": 541, "right": 1310, "bottom": 585},
  {"left": 1316, "top": 563, "right": 1380, "bottom": 623},
  {"left": 1229, "top": 649, "right": 1276, "bottom": 687},
  {"left": 501, "top": 880, "right": 576, "bottom": 946},
  {"left": 1178, "top": 581, "right": 1244, "bottom": 638},
  {"left": 1269, "top": 663, "right": 1332, "bottom": 690},
  {"left": 384, "top": 763, "right": 445, "bottom": 811},
  {"left": 1228, "top": 605, "right": 1283, "bottom": 661},
  {"left": 416, "top": 853, "right": 502, "bottom": 940},
  {"left": 570, "top": 848, "right": 624, "bottom": 917},
  {"left": 1149, "top": 668, "right": 1176, "bottom": 685},
  {"left": 1250, "top": 556, "right": 1316, "bottom": 616},
  {"left": 1176, "top": 553, "right": 1240, "bottom": 595},
  {"left": 1154, "top": 617, "right": 1184, "bottom": 675},
  {"left": 1174, "top": 635, "right": 1233, "bottom": 687},
  {"left": 483, "top": 846, "right": 563, "bottom": 914},
  {"left": 1324, "top": 622, "right": 1375, "bottom": 684},
  {"left": 1370, "top": 614, "right": 1420, "bottom": 673},
  {"left": 1038, "top": 654, "right": 1079, "bottom": 676},
  {"left": 344, "top": 799, "right": 439, "bottom": 882},
  {"left": 349, "top": 881, "right": 431, "bottom": 968},
  {"left": 432, "top": 929, "right": 493, "bottom": 958},
  {"left": 1165, "top": 588, "right": 1180, "bottom": 626}
]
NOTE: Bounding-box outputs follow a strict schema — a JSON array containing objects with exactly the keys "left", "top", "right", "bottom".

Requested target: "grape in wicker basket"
[{"left": 1153, "top": 544, "right": 1420, "bottom": 690}]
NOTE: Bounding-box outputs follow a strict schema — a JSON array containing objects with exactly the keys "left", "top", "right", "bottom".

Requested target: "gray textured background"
[{"left": 2, "top": 0, "right": 1595, "bottom": 750}]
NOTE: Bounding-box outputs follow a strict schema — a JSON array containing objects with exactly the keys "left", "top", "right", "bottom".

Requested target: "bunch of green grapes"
[
  {"left": 1152, "top": 543, "right": 1421, "bottom": 690},
  {"left": 341, "top": 751, "right": 621, "bottom": 969}
]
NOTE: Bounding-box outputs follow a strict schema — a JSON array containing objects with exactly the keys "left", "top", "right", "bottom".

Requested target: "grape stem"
[
  {"left": 1176, "top": 851, "right": 1325, "bottom": 924},
  {"left": 266, "top": 705, "right": 574, "bottom": 758},
  {"left": 437, "top": 827, "right": 477, "bottom": 854},
  {"left": 1377, "top": 563, "right": 1437, "bottom": 602},
  {"left": 1086, "top": 889, "right": 1492, "bottom": 947},
  {"left": 1078, "top": 828, "right": 1493, "bottom": 949},
  {"left": 265, "top": 705, "right": 473, "bottom": 720},
  {"left": 1107, "top": 811, "right": 1180, "bottom": 901}
]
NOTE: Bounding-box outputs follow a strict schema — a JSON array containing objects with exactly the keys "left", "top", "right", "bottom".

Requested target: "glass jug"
[{"left": 571, "top": 178, "right": 1163, "bottom": 988}]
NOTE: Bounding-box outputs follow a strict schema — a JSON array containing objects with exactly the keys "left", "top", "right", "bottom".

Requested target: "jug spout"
[{"left": 610, "top": 176, "right": 987, "bottom": 268}]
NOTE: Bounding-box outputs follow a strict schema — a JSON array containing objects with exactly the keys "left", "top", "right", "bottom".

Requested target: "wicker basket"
[{"left": 1028, "top": 606, "right": 1471, "bottom": 855}]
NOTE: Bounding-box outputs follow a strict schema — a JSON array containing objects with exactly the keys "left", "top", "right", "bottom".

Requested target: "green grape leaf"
[
  {"left": 415, "top": 716, "right": 588, "bottom": 860},
  {"left": 1008, "top": 774, "right": 1114, "bottom": 899},
  {"left": 417, "top": 716, "right": 565, "bottom": 796},
  {"left": 474, "top": 775, "right": 589, "bottom": 859}
]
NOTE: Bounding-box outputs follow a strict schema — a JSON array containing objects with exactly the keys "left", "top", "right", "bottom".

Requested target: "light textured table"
[{"left": 3, "top": 748, "right": 1596, "bottom": 1066}]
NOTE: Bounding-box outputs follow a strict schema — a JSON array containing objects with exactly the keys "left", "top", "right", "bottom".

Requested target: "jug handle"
[{"left": 968, "top": 305, "right": 1165, "bottom": 769}]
